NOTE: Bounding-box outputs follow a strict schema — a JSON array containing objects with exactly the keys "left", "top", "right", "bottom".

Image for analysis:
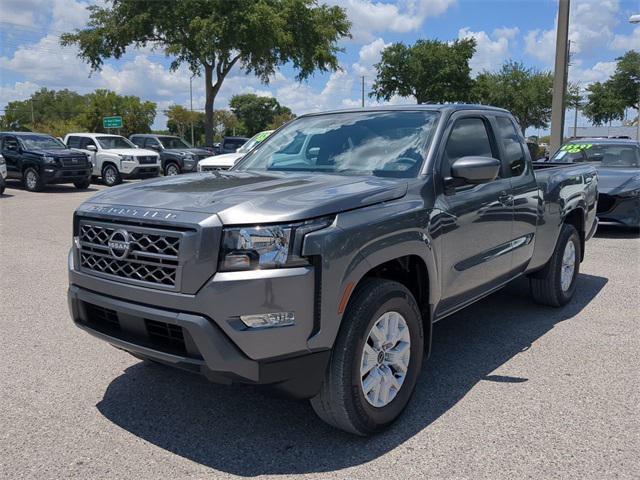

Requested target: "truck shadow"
[
  {"left": 97, "top": 273, "right": 607, "bottom": 476},
  {"left": 594, "top": 225, "right": 639, "bottom": 239}
]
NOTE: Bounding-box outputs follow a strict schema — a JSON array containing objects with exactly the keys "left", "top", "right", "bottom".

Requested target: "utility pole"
[
  {"left": 550, "top": 0, "right": 571, "bottom": 154},
  {"left": 361, "top": 76, "right": 365, "bottom": 108},
  {"left": 630, "top": 14, "right": 640, "bottom": 141},
  {"left": 189, "top": 74, "right": 195, "bottom": 145}
]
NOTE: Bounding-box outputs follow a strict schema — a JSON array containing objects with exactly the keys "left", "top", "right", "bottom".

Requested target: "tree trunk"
[{"left": 204, "top": 64, "right": 215, "bottom": 147}]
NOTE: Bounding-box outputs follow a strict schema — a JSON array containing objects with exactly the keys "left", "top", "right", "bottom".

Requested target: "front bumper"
[
  {"left": 597, "top": 193, "right": 640, "bottom": 228},
  {"left": 121, "top": 166, "right": 161, "bottom": 179},
  {"left": 42, "top": 166, "right": 92, "bottom": 184},
  {"left": 68, "top": 285, "right": 329, "bottom": 398}
]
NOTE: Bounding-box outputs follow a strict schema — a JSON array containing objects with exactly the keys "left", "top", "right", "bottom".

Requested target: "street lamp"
[
  {"left": 190, "top": 73, "right": 196, "bottom": 146},
  {"left": 550, "top": 0, "right": 571, "bottom": 154},
  {"left": 630, "top": 14, "right": 640, "bottom": 141}
]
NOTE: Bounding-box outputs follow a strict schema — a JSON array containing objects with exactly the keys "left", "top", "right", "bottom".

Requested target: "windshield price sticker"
[{"left": 560, "top": 144, "right": 592, "bottom": 153}]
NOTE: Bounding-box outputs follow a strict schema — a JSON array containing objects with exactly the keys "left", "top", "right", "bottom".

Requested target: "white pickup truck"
[{"left": 64, "top": 133, "right": 160, "bottom": 186}]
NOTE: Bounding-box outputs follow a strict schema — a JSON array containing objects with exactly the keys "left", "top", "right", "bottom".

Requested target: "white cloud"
[
  {"left": 0, "top": 34, "right": 96, "bottom": 88},
  {"left": 328, "top": 0, "right": 456, "bottom": 42},
  {"left": 50, "top": 0, "right": 95, "bottom": 32},
  {"left": 0, "top": 81, "right": 40, "bottom": 112},
  {"left": 352, "top": 37, "right": 390, "bottom": 77},
  {"left": 0, "top": 0, "right": 49, "bottom": 28},
  {"left": 611, "top": 26, "right": 640, "bottom": 51},
  {"left": 524, "top": 0, "right": 621, "bottom": 65},
  {"left": 458, "top": 27, "right": 518, "bottom": 74},
  {"left": 569, "top": 60, "right": 617, "bottom": 84}
]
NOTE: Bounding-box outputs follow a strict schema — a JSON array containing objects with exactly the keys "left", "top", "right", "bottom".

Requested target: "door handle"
[{"left": 498, "top": 191, "right": 514, "bottom": 205}]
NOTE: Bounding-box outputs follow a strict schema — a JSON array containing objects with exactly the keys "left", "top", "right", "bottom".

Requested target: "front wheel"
[
  {"left": 102, "top": 164, "right": 121, "bottom": 187},
  {"left": 74, "top": 178, "right": 91, "bottom": 189},
  {"left": 23, "top": 167, "right": 44, "bottom": 192},
  {"left": 530, "top": 224, "right": 581, "bottom": 307},
  {"left": 310, "top": 278, "right": 424, "bottom": 436},
  {"left": 164, "top": 162, "right": 181, "bottom": 176}
]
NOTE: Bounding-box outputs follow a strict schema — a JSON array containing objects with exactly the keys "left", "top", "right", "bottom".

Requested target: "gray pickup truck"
[{"left": 68, "top": 105, "right": 598, "bottom": 435}]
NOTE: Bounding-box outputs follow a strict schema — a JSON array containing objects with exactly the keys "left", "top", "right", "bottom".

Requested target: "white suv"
[
  {"left": 0, "top": 153, "right": 6, "bottom": 195},
  {"left": 64, "top": 133, "right": 160, "bottom": 186}
]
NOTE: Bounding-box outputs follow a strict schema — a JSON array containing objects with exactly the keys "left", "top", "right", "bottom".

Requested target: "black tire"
[
  {"left": 530, "top": 224, "right": 581, "bottom": 307},
  {"left": 0, "top": 178, "right": 5, "bottom": 195},
  {"left": 164, "top": 162, "right": 181, "bottom": 176},
  {"left": 23, "top": 167, "right": 44, "bottom": 192},
  {"left": 310, "top": 278, "right": 424, "bottom": 436},
  {"left": 102, "top": 164, "right": 121, "bottom": 187},
  {"left": 73, "top": 178, "right": 91, "bottom": 189}
]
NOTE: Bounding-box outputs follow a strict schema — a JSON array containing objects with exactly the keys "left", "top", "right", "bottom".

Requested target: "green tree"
[
  {"left": 582, "top": 81, "right": 625, "bottom": 126},
  {"left": 608, "top": 50, "right": 640, "bottom": 112},
  {"left": 267, "top": 111, "right": 296, "bottom": 130},
  {"left": 165, "top": 105, "right": 200, "bottom": 140},
  {"left": 371, "top": 39, "right": 476, "bottom": 104},
  {"left": 77, "top": 89, "right": 156, "bottom": 136},
  {"left": 2, "top": 88, "right": 86, "bottom": 131},
  {"left": 473, "top": 61, "right": 553, "bottom": 134},
  {"left": 229, "top": 94, "right": 292, "bottom": 134},
  {"left": 61, "top": 0, "right": 350, "bottom": 145}
]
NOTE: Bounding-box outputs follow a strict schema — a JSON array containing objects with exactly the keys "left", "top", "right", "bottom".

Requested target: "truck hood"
[
  {"left": 26, "top": 148, "right": 85, "bottom": 157},
  {"left": 164, "top": 148, "right": 211, "bottom": 156},
  {"left": 104, "top": 148, "right": 157, "bottom": 156},
  {"left": 596, "top": 167, "right": 640, "bottom": 195},
  {"left": 198, "top": 152, "right": 242, "bottom": 167},
  {"left": 85, "top": 171, "right": 408, "bottom": 224}
]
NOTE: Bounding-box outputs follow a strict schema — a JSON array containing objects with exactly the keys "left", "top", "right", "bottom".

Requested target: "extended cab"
[
  {"left": 129, "top": 134, "right": 211, "bottom": 176},
  {"left": 64, "top": 133, "right": 160, "bottom": 186},
  {"left": 0, "top": 132, "right": 92, "bottom": 192},
  {"left": 68, "top": 105, "right": 598, "bottom": 435}
]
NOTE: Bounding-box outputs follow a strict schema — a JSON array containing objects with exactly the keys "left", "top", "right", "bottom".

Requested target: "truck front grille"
[
  {"left": 137, "top": 156, "right": 157, "bottom": 165},
  {"left": 201, "top": 165, "right": 230, "bottom": 172},
  {"left": 78, "top": 221, "right": 183, "bottom": 290},
  {"left": 61, "top": 157, "right": 88, "bottom": 167}
]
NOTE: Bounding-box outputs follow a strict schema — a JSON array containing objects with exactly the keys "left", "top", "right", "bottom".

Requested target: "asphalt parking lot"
[{"left": 1, "top": 180, "right": 639, "bottom": 480}]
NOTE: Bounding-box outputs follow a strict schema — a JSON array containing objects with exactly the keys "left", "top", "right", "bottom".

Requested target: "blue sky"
[{"left": 0, "top": 0, "right": 638, "bottom": 133}]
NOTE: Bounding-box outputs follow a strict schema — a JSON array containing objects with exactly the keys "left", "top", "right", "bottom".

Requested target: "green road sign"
[{"left": 103, "top": 116, "right": 123, "bottom": 129}]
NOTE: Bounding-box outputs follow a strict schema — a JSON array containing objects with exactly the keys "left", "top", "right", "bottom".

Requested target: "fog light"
[{"left": 240, "top": 312, "right": 295, "bottom": 329}]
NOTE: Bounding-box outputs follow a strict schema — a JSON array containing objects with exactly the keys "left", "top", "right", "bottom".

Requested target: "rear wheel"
[
  {"left": 74, "top": 178, "right": 91, "bottom": 189},
  {"left": 23, "top": 168, "right": 44, "bottom": 192},
  {"left": 0, "top": 178, "right": 5, "bottom": 195},
  {"left": 310, "top": 278, "right": 424, "bottom": 435},
  {"left": 164, "top": 162, "right": 180, "bottom": 176},
  {"left": 530, "top": 224, "right": 581, "bottom": 307},
  {"left": 102, "top": 164, "right": 121, "bottom": 187}
]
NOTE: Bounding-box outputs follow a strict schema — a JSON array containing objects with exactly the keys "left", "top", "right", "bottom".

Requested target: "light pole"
[
  {"left": 189, "top": 74, "right": 196, "bottom": 145},
  {"left": 630, "top": 14, "right": 640, "bottom": 141},
  {"left": 550, "top": 0, "right": 571, "bottom": 154}
]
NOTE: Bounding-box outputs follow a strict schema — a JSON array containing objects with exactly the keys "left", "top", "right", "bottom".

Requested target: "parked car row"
[
  {"left": 542, "top": 138, "right": 640, "bottom": 228},
  {"left": 0, "top": 130, "right": 261, "bottom": 192}
]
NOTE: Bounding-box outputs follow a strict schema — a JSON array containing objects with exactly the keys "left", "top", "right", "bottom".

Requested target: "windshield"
[
  {"left": 553, "top": 143, "right": 640, "bottom": 167},
  {"left": 158, "top": 136, "right": 191, "bottom": 149},
  {"left": 238, "top": 131, "right": 272, "bottom": 153},
  {"left": 19, "top": 135, "right": 67, "bottom": 150},
  {"left": 235, "top": 111, "right": 440, "bottom": 178},
  {"left": 96, "top": 136, "right": 136, "bottom": 149}
]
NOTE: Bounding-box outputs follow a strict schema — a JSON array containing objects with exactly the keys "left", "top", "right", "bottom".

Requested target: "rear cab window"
[{"left": 495, "top": 116, "right": 526, "bottom": 176}]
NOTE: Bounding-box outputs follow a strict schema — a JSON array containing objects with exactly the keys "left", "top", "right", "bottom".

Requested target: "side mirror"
[
  {"left": 6, "top": 144, "right": 17, "bottom": 151},
  {"left": 450, "top": 156, "right": 501, "bottom": 184},
  {"left": 86, "top": 145, "right": 97, "bottom": 152}
]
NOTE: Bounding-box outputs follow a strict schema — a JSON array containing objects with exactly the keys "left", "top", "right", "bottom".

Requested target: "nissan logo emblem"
[{"left": 108, "top": 229, "right": 131, "bottom": 260}]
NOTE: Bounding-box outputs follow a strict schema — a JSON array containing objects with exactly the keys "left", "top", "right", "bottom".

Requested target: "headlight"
[
  {"left": 43, "top": 156, "right": 56, "bottom": 164},
  {"left": 0, "top": 156, "right": 5, "bottom": 165},
  {"left": 219, "top": 218, "right": 332, "bottom": 271},
  {"left": 119, "top": 155, "right": 134, "bottom": 161},
  {"left": 619, "top": 188, "right": 640, "bottom": 198}
]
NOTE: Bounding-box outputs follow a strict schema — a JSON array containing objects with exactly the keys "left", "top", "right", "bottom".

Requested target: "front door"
[
  {"left": 1, "top": 136, "right": 21, "bottom": 179},
  {"left": 433, "top": 115, "right": 515, "bottom": 316}
]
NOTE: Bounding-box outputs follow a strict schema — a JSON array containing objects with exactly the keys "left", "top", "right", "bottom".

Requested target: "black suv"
[
  {"left": 129, "top": 134, "right": 210, "bottom": 176},
  {"left": 217, "top": 136, "right": 249, "bottom": 154},
  {"left": 0, "top": 132, "right": 92, "bottom": 192}
]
